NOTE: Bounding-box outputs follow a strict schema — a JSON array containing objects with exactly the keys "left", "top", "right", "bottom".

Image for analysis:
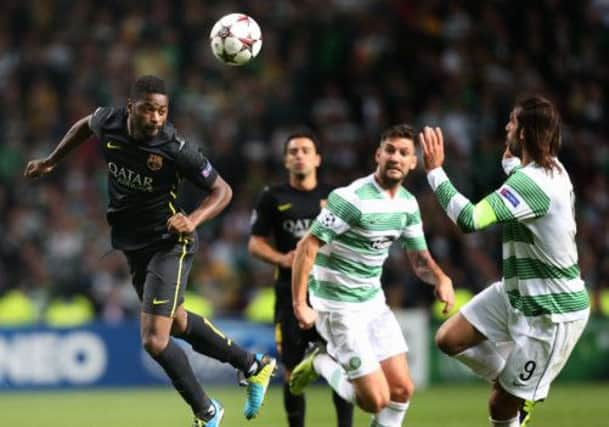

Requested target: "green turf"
[{"left": 2, "top": 383, "right": 607, "bottom": 426}]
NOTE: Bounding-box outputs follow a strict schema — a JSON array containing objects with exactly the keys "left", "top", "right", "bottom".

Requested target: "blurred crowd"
[{"left": 1, "top": 0, "right": 608, "bottom": 324}]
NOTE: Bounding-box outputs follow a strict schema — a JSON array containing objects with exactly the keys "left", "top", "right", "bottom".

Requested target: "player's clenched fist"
[
  {"left": 293, "top": 303, "right": 317, "bottom": 330},
  {"left": 24, "top": 158, "right": 55, "bottom": 178},
  {"left": 167, "top": 212, "right": 196, "bottom": 234},
  {"left": 435, "top": 276, "right": 455, "bottom": 315}
]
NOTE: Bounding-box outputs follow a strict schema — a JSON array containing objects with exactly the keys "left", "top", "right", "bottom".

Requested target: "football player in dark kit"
[
  {"left": 24, "top": 75, "right": 275, "bottom": 427},
  {"left": 249, "top": 132, "right": 354, "bottom": 427}
]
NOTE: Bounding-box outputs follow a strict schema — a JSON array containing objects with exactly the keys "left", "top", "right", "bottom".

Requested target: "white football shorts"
[
  {"left": 315, "top": 304, "right": 408, "bottom": 380},
  {"left": 461, "top": 281, "right": 589, "bottom": 401}
]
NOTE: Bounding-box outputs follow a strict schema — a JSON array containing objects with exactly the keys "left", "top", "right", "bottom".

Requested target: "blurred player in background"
[
  {"left": 24, "top": 75, "right": 276, "bottom": 427},
  {"left": 420, "top": 95, "right": 590, "bottom": 427},
  {"left": 289, "top": 124, "right": 455, "bottom": 427},
  {"left": 249, "top": 132, "right": 354, "bottom": 427}
]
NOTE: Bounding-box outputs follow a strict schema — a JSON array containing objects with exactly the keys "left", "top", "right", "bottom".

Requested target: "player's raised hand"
[
  {"left": 418, "top": 126, "right": 445, "bottom": 172},
  {"left": 294, "top": 303, "right": 317, "bottom": 330},
  {"left": 167, "top": 212, "right": 196, "bottom": 234},
  {"left": 435, "top": 275, "right": 455, "bottom": 315},
  {"left": 24, "top": 158, "right": 55, "bottom": 179}
]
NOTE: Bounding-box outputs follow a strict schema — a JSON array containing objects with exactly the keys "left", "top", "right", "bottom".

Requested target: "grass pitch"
[{"left": 2, "top": 382, "right": 607, "bottom": 426}]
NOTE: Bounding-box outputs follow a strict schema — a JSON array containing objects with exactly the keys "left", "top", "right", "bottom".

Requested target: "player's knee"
[
  {"left": 283, "top": 369, "right": 292, "bottom": 383},
  {"left": 489, "top": 388, "right": 508, "bottom": 417},
  {"left": 391, "top": 379, "right": 415, "bottom": 402},
  {"left": 358, "top": 400, "right": 379, "bottom": 414},
  {"left": 359, "top": 391, "right": 390, "bottom": 413},
  {"left": 170, "top": 309, "right": 188, "bottom": 336},
  {"left": 489, "top": 384, "right": 520, "bottom": 419},
  {"left": 489, "top": 388, "right": 501, "bottom": 413},
  {"left": 142, "top": 332, "right": 170, "bottom": 356},
  {"left": 368, "top": 396, "right": 390, "bottom": 414}
]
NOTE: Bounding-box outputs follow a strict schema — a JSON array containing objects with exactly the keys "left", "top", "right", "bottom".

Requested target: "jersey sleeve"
[
  {"left": 88, "top": 107, "right": 114, "bottom": 138},
  {"left": 310, "top": 189, "right": 361, "bottom": 244},
  {"left": 174, "top": 138, "right": 219, "bottom": 190},
  {"left": 427, "top": 167, "right": 551, "bottom": 233},
  {"left": 250, "top": 187, "right": 274, "bottom": 237},
  {"left": 398, "top": 200, "right": 429, "bottom": 251}
]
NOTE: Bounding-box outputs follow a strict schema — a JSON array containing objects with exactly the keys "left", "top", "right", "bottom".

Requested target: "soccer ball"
[{"left": 209, "top": 13, "right": 262, "bottom": 66}]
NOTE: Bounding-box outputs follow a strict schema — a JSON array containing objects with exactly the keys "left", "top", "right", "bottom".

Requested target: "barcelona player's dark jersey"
[
  {"left": 251, "top": 182, "right": 332, "bottom": 291},
  {"left": 89, "top": 107, "right": 218, "bottom": 251}
]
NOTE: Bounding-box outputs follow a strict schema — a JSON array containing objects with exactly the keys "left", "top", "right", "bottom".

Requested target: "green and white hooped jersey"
[
  {"left": 427, "top": 159, "right": 589, "bottom": 322},
  {"left": 309, "top": 174, "right": 428, "bottom": 312}
]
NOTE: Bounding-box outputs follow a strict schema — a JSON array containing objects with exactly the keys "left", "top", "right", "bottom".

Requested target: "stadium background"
[{"left": 0, "top": 1, "right": 608, "bottom": 426}]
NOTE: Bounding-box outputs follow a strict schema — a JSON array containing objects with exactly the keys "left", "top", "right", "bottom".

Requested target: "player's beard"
[
  {"left": 292, "top": 167, "right": 311, "bottom": 181},
  {"left": 379, "top": 166, "right": 404, "bottom": 188},
  {"left": 506, "top": 135, "right": 522, "bottom": 157},
  {"left": 128, "top": 116, "right": 147, "bottom": 140},
  {"left": 129, "top": 116, "right": 160, "bottom": 140}
]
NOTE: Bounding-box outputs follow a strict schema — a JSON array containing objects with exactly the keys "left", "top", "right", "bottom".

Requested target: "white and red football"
[{"left": 209, "top": 13, "right": 262, "bottom": 66}]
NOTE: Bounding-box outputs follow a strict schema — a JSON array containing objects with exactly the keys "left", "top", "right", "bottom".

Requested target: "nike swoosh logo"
[
  {"left": 152, "top": 298, "right": 169, "bottom": 305},
  {"left": 106, "top": 142, "right": 121, "bottom": 150},
  {"left": 278, "top": 203, "right": 292, "bottom": 212}
]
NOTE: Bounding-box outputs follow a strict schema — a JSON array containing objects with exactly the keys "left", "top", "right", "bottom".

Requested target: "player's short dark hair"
[
  {"left": 130, "top": 75, "right": 167, "bottom": 101},
  {"left": 380, "top": 124, "right": 416, "bottom": 145},
  {"left": 515, "top": 94, "right": 561, "bottom": 171},
  {"left": 283, "top": 129, "right": 320, "bottom": 155}
]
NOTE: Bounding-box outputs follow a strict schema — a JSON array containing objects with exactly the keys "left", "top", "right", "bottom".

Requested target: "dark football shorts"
[
  {"left": 124, "top": 235, "right": 197, "bottom": 317},
  {"left": 274, "top": 286, "right": 321, "bottom": 369}
]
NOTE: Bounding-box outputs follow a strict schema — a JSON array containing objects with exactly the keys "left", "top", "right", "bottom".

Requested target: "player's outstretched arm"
[
  {"left": 248, "top": 236, "right": 295, "bottom": 269},
  {"left": 419, "top": 126, "right": 549, "bottom": 233},
  {"left": 24, "top": 115, "right": 93, "bottom": 179},
  {"left": 292, "top": 232, "right": 322, "bottom": 329},
  {"left": 407, "top": 250, "right": 455, "bottom": 314},
  {"left": 168, "top": 175, "right": 232, "bottom": 234}
]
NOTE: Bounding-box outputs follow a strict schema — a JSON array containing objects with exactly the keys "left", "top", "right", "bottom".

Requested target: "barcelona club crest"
[{"left": 147, "top": 154, "right": 163, "bottom": 171}]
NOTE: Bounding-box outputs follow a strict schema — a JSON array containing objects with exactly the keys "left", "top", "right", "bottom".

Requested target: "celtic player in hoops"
[
  {"left": 420, "top": 96, "right": 589, "bottom": 427},
  {"left": 289, "top": 124, "right": 455, "bottom": 427},
  {"left": 249, "top": 132, "right": 354, "bottom": 427},
  {"left": 24, "top": 75, "right": 276, "bottom": 427}
]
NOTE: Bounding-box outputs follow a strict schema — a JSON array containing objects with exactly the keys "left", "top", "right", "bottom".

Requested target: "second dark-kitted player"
[{"left": 249, "top": 132, "right": 354, "bottom": 427}]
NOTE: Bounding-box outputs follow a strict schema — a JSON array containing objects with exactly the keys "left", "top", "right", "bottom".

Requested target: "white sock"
[
  {"left": 313, "top": 353, "right": 356, "bottom": 403},
  {"left": 371, "top": 400, "right": 410, "bottom": 427},
  {"left": 455, "top": 341, "right": 507, "bottom": 382},
  {"left": 489, "top": 415, "right": 519, "bottom": 426}
]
